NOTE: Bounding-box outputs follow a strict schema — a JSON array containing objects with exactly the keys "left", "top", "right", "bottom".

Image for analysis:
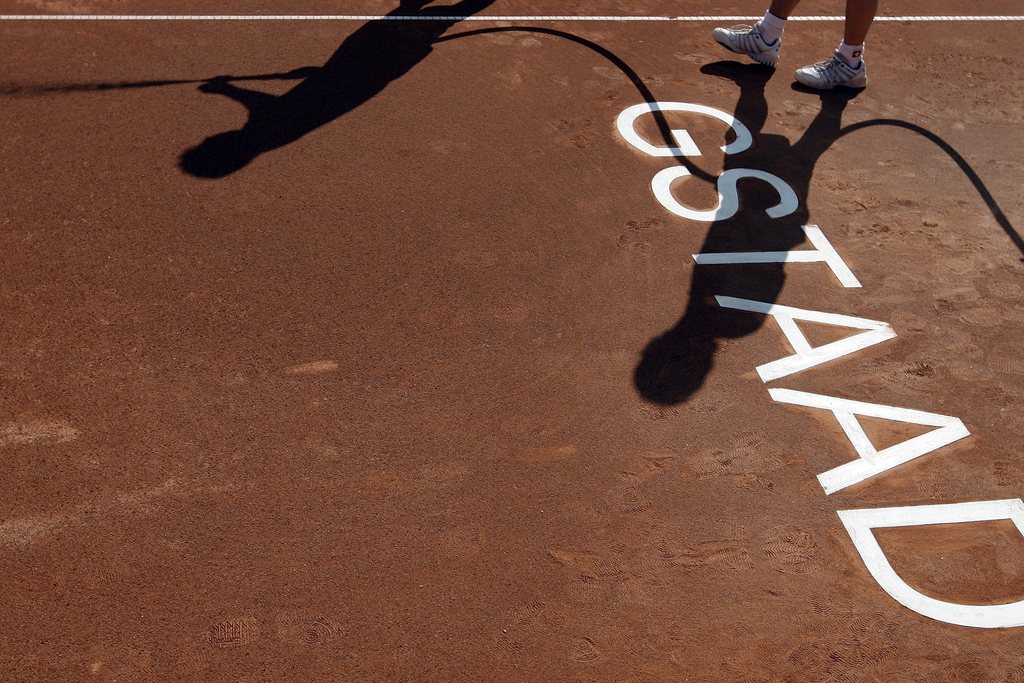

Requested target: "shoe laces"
[
  {"left": 812, "top": 54, "right": 854, "bottom": 76},
  {"left": 727, "top": 24, "right": 770, "bottom": 49}
]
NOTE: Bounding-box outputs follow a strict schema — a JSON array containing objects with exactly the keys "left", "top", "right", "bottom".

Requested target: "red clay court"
[{"left": 2, "top": 1, "right": 1024, "bottom": 680}]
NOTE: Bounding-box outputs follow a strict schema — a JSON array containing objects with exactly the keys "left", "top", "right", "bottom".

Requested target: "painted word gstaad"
[{"left": 616, "top": 102, "right": 1024, "bottom": 629}]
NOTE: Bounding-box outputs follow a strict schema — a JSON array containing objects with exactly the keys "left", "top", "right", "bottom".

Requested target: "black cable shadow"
[
  {"left": 0, "top": 67, "right": 321, "bottom": 96},
  {"left": 839, "top": 119, "right": 1024, "bottom": 255},
  {"left": 437, "top": 25, "right": 717, "bottom": 185},
  {"left": 179, "top": 0, "right": 498, "bottom": 178}
]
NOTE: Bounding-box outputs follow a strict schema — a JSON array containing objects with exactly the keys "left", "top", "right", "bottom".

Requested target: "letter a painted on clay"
[
  {"left": 768, "top": 388, "right": 970, "bottom": 493},
  {"left": 715, "top": 297, "right": 896, "bottom": 381}
]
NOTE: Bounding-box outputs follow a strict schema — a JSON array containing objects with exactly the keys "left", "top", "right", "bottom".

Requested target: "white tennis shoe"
[
  {"left": 712, "top": 25, "right": 781, "bottom": 67},
  {"left": 794, "top": 52, "right": 867, "bottom": 90}
]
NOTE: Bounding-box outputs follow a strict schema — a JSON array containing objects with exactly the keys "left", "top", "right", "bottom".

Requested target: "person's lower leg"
[
  {"left": 837, "top": 0, "right": 878, "bottom": 65},
  {"left": 767, "top": 0, "right": 801, "bottom": 20},
  {"left": 756, "top": 0, "right": 801, "bottom": 42}
]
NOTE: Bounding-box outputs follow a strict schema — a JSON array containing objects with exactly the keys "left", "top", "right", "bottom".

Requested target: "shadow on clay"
[
  {"left": 630, "top": 69, "right": 1024, "bottom": 406},
  {"left": 633, "top": 65, "right": 862, "bottom": 405},
  {"left": 430, "top": 31, "right": 1024, "bottom": 405},
  {"left": 2, "top": 21, "right": 1020, "bottom": 406},
  {"left": 178, "top": 0, "right": 498, "bottom": 178}
]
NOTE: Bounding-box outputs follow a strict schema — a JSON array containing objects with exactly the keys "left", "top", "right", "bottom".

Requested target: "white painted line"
[
  {"left": 770, "top": 388, "right": 961, "bottom": 426},
  {"left": 714, "top": 296, "right": 895, "bottom": 381},
  {"left": 872, "top": 16, "right": 1024, "bottom": 21},
  {"left": 768, "top": 388, "right": 971, "bottom": 493},
  {"left": 802, "top": 225, "right": 861, "bottom": 288},
  {"left": 839, "top": 499, "right": 1024, "bottom": 628},
  {"left": 714, "top": 297, "right": 891, "bottom": 330},
  {"left": 693, "top": 225, "right": 862, "bottom": 288},
  {"left": 776, "top": 316, "right": 813, "bottom": 355},
  {"left": 1, "top": 14, "right": 1023, "bottom": 22}
]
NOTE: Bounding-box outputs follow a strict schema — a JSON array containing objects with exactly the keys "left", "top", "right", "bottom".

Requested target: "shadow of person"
[
  {"left": 180, "top": 0, "right": 496, "bottom": 178},
  {"left": 634, "top": 61, "right": 861, "bottom": 405}
]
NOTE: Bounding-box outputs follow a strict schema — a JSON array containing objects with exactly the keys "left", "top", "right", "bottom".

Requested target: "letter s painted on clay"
[{"left": 653, "top": 167, "right": 799, "bottom": 222}]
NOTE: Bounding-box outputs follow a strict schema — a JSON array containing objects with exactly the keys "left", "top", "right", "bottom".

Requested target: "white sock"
[
  {"left": 837, "top": 41, "right": 865, "bottom": 67},
  {"left": 755, "top": 11, "right": 787, "bottom": 44}
]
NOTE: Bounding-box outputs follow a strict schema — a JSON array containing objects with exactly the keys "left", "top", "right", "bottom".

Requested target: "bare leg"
[
  {"left": 767, "top": 0, "right": 802, "bottom": 20},
  {"left": 844, "top": 0, "right": 878, "bottom": 44}
]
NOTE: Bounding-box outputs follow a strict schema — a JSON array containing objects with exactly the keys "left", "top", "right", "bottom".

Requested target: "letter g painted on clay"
[{"left": 616, "top": 102, "right": 753, "bottom": 158}]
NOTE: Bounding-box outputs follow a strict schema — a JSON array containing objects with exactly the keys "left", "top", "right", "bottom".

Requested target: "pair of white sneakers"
[{"left": 712, "top": 25, "right": 867, "bottom": 90}]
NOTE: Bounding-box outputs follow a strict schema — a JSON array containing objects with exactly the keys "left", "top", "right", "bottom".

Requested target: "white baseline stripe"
[{"left": 1, "top": 14, "right": 1024, "bottom": 21}]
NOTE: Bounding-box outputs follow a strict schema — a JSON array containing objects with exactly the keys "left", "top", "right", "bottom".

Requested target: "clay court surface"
[{"left": 3, "top": 1, "right": 1024, "bottom": 679}]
